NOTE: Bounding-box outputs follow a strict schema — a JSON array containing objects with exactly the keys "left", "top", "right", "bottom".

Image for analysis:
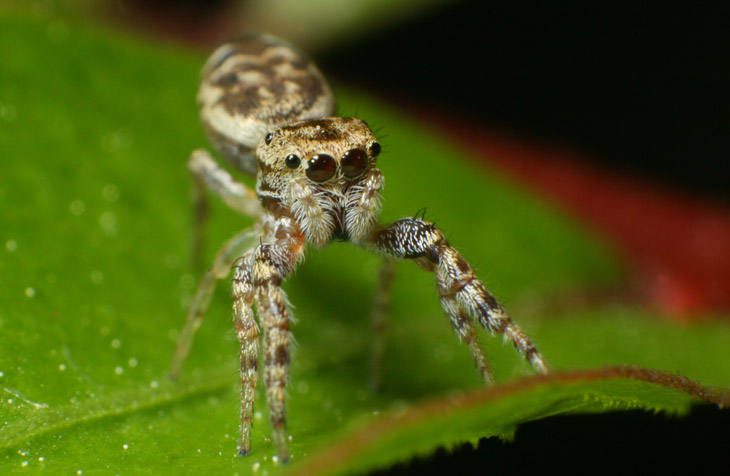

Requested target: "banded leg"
[
  {"left": 448, "top": 309, "right": 494, "bottom": 383},
  {"left": 367, "top": 217, "right": 550, "bottom": 380},
  {"left": 169, "top": 227, "right": 259, "bottom": 379},
  {"left": 369, "top": 257, "right": 397, "bottom": 391},
  {"left": 251, "top": 242, "right": 302, "bottom": 462},
  {"left": 189, "top": 149, "right": 262, "bottom": 267},
  {"left": 233, "top": 253, "right": 258, "bottom": 456}
]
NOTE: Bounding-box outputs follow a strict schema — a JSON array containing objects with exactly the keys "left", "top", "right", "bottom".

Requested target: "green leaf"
[
  {"left": 1, "top": 13, "right": 728, "bottom": 476},
  {"left": 287, "top": 367, "right": 730, "bottom": 476}
]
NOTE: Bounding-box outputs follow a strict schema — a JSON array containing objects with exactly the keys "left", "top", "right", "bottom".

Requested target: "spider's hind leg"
[
  {"left": 169, "top": 227, "right": 259, "bottom": 379},
  {"left": 369, "top": 258, "right": 397, "bottom": 391},
  {"left": 366, "top": 217, "right": 550, "bottom": 382}
]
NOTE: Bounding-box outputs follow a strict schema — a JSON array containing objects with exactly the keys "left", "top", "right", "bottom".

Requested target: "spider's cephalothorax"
[
  {"left": 257, "top": 117, "right": 383, "bottom": 246},
  {"left": 170, "top": 33, "right": 550, "bottom": 463}
]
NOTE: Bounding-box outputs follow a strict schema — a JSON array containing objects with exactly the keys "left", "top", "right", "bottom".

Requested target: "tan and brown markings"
[{"left": 170, "top": 33, "right": 550, "bottom": 463}]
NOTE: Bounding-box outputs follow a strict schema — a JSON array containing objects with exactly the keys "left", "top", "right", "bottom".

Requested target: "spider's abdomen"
[{"left": 197, "top": 34, "right": 336, "bottom": 176}]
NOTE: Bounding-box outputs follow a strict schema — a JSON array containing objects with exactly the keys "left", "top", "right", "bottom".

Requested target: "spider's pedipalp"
[
  {"left": 367, "top": 217, "right": 550, "bottom": 381},
  {"left": 346, "top": 169, "right": 384, "bottom": 244},
  {"left": 285, "top": 177, "right": 334, "bottom": 248}
]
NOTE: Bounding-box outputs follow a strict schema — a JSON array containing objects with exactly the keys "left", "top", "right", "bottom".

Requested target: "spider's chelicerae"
[{"left": 169, "top": 33, "right": 550, "bottom": 462}]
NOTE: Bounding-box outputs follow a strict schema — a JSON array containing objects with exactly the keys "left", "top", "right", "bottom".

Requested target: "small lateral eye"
[
  {"left": 306, "top": 154, "right": 336, "bottom": 182},
  {"left": 285, "top": 154, "right": 301, "bottom": 169},
  {"left": 265, "top": 132, "right": 274, "bottom": 145},
  {"left": 341, "top": 148, "right": 368, "bottom": 178},
  {"left": 369, "top": 141, "right": 381, "bottom": 157}
]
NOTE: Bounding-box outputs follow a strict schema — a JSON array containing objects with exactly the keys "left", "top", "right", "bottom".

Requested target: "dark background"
[
  {"left": 321, "top": 2, "right": 730, "bottom": 203},
  {"left": 371, "top": 405, "right": 730, "bottom": 475}
]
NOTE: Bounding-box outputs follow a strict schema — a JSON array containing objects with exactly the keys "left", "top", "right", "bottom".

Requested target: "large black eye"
[
  {"left": 341, "top": 148, "right": 368, "bottom": 178},
  {"left": 369, "top": 141, "right": 381, "bottom": 157},
  {"left": 265, "top": 132, "right": 274, "bottom": 145},
  {"left": 306, "top": 154, "right": 336, "bottom": 182},
  {"left": 285, "top": 154, "right": 300, "bottom": 169}
]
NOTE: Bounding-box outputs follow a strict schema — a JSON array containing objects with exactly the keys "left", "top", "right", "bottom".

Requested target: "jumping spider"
[{"left": 169, "top": 33, "right": 550, "bottom": 462}]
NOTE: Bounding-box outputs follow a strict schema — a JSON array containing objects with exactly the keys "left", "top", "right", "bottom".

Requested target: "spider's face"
[
  {"left": 257, "top": 117, "right": 381, "bottom": 187},
  {"left": 256, "top": 117, "right": 383, "bottom": 245}
]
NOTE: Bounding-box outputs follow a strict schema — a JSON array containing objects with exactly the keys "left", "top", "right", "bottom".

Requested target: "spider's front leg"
[
  {"left": 188, "top": 149, "right": 262, "bottom": 268},
  {"left": 367, "top": 217, "right": 550, "bottom": 382},
  {"left": 170, "top": 150, "right": 262, "bottom": 378},
  {"left": 237, "top": 231, "right": 304, "bottom": 462}
]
